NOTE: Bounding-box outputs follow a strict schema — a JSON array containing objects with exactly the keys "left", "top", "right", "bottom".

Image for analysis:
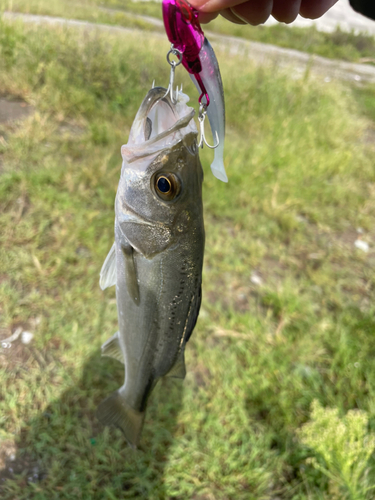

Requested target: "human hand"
[{"left": 189, "top": 0, "right": 338, "bottom": 25}]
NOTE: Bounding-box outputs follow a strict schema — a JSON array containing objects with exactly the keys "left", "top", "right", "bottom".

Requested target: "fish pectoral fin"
[
  {"left": 121, "top": 243, "right": 140, "bottom": 305},
  {"left": 101, "top": 331, "right": 124, "bottom": 364},
  {"left": 97, "top": 390, "right": 145, "bottom": 449},
  {"left": 165, "top": 350, "right": 186, "bottom": 379},
  {"left": 99, "top": 243, "right": 116, "bottom": 290},
  {"left": 99, "top": 238, "right": 139, "bottom": 304}
]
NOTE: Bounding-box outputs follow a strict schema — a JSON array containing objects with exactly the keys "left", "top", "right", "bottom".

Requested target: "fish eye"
[
  {"left": 154, "top": 173, "right": 181, "bottom": 201},
  {"left": 157, "top": 176, "right": 171, "bottom": 194}
]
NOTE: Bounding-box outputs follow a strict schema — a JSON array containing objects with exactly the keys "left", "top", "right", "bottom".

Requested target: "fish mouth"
[{"left": 125, "top": 87, "right": 196, "bottom": 154}]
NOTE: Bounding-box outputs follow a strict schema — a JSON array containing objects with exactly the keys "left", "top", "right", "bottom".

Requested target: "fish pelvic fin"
[
  {"left": 165, "top": 350, "right": 186, "bottom": 379},
  {"left": 101, "top": 331, "right": 124, "bottom": 364},
  {"left": 100, "top": 242, "right": 116, "bottom": 290},
  {"left": 97, "top": 390, "right": 145, "bottom": 449}
]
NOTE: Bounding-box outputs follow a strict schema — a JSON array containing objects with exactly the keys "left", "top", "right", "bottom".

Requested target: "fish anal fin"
[
  {"left": 121, "top": 243, "right": 140, "bottom": 305},
  {"left": 100, "top": 243, "right": 116, "bottom": 290},
  {"left": 166, "top": 350, "right": 186, "bottom": 379},
  {"left": 97, "top": 390, "right": 145, "bottom": 449},
  {"left": 101, "top": 332, "right": 124, "bottom": 364}
]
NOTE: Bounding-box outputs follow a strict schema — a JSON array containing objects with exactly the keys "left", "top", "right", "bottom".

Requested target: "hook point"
[{"left": 198, "top": 111, "right": 219, "bottom": 149}]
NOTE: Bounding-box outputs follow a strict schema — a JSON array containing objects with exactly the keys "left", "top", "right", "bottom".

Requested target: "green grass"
[
  {"left": 0, "top": 0, "right": 164, "bottom": 32},
  {"left": 1, "top": 17, "right": 375, "bottom": 500},
  {"left": 2, "top": 0, "right": 375, "bottom": 63},
  {"left": 206, "top": 17, "right": 375, "bottom": 63}
]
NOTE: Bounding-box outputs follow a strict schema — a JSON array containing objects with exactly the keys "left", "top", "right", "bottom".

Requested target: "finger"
[
  {"left": 231, "top": 0, "right": 273, "bottom": 25},
  {"left": 198, "top": 11, "right": 220, "bottom": 23},
  {"left": 220, "top": 8, "right": 248, "bottom": 24},
  {"left": 300, "top": 0, "right": 338, "bottom": 19},
  {"left": 191, "top": 0, "right": 271, "bottom": 19},
  {"left": 272, "top": 0, "right": 301, "bottom": 23}
]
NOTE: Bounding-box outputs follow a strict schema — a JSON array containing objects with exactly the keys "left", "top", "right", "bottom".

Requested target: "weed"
[{"left": 298, "top": 400, "right": 375, "bottom": 500}]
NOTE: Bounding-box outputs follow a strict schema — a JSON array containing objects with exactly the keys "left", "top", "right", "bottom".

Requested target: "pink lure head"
[{"left": 162, "top": 0, "right": 209, "bottom": 105}]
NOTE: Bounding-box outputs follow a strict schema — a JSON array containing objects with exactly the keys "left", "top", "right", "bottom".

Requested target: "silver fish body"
[{"left": 98, "top": 87, "right": 205, "bottom": 447}]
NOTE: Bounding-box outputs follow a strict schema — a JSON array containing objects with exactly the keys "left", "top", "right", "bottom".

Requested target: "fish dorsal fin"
[
  {"left": 166, "top": 349, "right": 186, "bottom": 379},
  {"left": 121, "top": 243, "right": 140, "bottom": 305},
  {"left": 101, "top": 331, "right": 124, "bottom": 364},
  {"left": 99, "top": 243, "right": 116, "bottom": 290},
  {"left": 185, "top": 286, "right": 202, "bottom": 344}
]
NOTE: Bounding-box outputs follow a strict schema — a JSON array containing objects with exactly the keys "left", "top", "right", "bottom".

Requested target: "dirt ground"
[{"left": 0, "top": 98, "right": 35, "bottom": 125}]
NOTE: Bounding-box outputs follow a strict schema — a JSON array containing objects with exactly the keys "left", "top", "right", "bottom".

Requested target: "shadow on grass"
[{"left": 0, "top": 349, "right": 184, "bottom": 499}]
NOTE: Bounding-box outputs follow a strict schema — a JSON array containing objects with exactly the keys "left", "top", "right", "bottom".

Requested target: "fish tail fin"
[{"left": 97, "top": 390, "right": 145, "bottom": 448}]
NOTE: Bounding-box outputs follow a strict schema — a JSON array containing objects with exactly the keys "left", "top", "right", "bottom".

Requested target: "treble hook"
[
  {"left": 163, "top": 45, "right": 183, "bottom": 104},
  {"left": 197, "top": 103, "right": 219, "bottom": 149}
]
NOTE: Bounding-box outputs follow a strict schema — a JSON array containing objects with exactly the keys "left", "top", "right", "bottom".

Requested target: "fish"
[{"left": 97, "top": 86, "right": 205, "bottom": 448}]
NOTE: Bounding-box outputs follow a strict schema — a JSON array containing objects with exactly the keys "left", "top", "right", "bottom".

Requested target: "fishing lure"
[{"left": 162, "top": 0, "right": 228, "bottom": 182}]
